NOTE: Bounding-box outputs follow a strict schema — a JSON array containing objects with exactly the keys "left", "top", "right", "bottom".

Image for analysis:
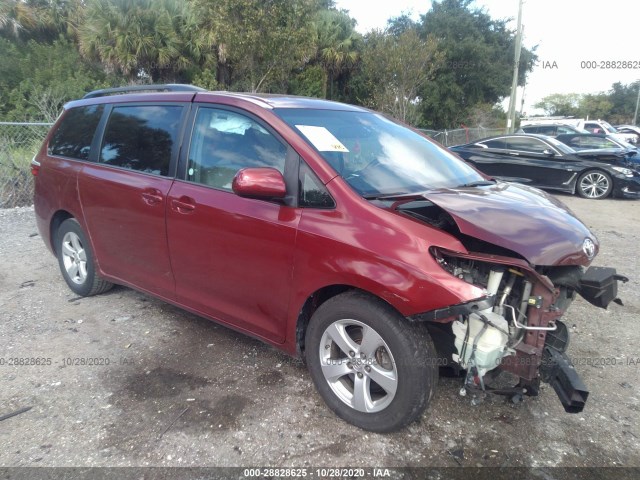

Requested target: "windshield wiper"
[
  {"left": 363, "top": 192, "right": 425, "bottom": 200},
  {"left": 364, "top": 182, "right": 494, "bottom": 200},
  {"left": 457, "top": 180, "right": 496, "bottom": 188}
]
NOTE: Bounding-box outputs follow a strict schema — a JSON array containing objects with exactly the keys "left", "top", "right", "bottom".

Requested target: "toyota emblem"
[{"left": 583, "top": 238, "right": 596, "bottom": 259}]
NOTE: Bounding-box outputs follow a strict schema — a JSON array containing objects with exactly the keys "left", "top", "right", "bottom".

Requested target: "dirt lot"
[{"left": 0, "top": 194, "right": 639, "bottom": 470}]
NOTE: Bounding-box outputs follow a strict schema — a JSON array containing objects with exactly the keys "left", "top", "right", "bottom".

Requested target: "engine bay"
[{"left": 395, "top": 197, "right": 629, "bottom": 412}]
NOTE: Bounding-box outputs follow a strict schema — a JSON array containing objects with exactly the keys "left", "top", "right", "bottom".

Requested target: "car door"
[
  {"left": 459, "top": 138, "right": 515, "bottom": 177},
  {"left": 79, "top": 103, "right": 187, "bottom": 299},
  {"left": 504, "top": 137, "right": 577, "bottom": 190},
  {"left": 166, "top": 105, "right": 301, "bottom": 342}
]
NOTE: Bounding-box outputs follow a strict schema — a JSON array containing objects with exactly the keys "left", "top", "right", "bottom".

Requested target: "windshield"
[
  {"left": 601, "top": 121, "right": 617, "bottom": 133},
  {"left": 545, "top": 136, "right": 576, "bottom": 154},
  {"left": 275, "top": 108, "right": 484, "bottom": 197}
]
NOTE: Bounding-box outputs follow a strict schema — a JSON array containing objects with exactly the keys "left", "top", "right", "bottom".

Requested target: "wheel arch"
[
  {"left": 294, "top": 285, "right": 407, "bottom": 358},
  {"left": 49, "top": 210, "right": 75, "bottom": 255}
]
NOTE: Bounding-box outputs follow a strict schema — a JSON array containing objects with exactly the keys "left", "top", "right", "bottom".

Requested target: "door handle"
[
  {"left": 508, "top": 152, "right": 519, "bottom": 156},
  {"left": 141, "top": 189, "right": 163, "bottom": 205},
  {"left": 171, "top": 196, "right": 196, "bottom": 214}
]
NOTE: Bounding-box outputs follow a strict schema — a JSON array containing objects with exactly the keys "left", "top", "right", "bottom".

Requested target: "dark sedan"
[
  {"left": 555, "top": 133, "right": 640, "bottom": 159},
  {"left": 450, "top": 134, "right": 640, "bottom": 199}
]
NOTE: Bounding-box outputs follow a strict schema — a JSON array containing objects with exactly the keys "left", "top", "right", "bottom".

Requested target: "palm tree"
[
  {"left": 78, "top": 0, "right": 210, "bottom": 82},
  {"left": 314, "top": 9, "right": 360, "bottom": 99},
  {"left": 0, "top": 0, "right": 37, "bottom": 38},
  {"left": 35, "top": 0, "right": 86, "bottom": 43}
]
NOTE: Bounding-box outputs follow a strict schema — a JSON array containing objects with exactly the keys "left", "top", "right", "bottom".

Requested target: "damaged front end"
[
  {"left": 423, "top": 250, "right": 626, "bottom": 412},
  {"left": 397, "top": 185, "right": 628, "bottom": 413}
]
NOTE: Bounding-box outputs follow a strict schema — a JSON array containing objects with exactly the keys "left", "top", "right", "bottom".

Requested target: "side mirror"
[
  {"left": 542, "top": 149, "right": 556, "bottom": 156},
  {"left": 232, "top": 167, "right": 287, "bottom": 199}
]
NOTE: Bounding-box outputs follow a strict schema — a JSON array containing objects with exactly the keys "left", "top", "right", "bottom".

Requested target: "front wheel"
[
  {"left": 305, "top": 291, "right": 437, "bottom": 432},
  {"left": 577, "top": 170, "right": 612, "bottom": 199},
  {"left": 56, "top": 218, "right": 113, "bottom": 297}
]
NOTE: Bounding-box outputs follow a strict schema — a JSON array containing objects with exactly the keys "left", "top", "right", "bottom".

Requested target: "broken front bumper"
[{"left": 414, "top": 263, "right": 628, "bottom": 413}]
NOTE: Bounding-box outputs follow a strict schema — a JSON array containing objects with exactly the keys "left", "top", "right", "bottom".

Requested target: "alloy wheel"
[
  {"left": 318, "top": 319, "right": 398, "bottom": 413},
  {"left": 579, "top": 172, "right": 610, "bottom": 199},
  {"left": 61, "top": 231, "right": 88, "bottom": 284}
]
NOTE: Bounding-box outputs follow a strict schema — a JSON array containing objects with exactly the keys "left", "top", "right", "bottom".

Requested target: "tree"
[
  {"left": 361, "top": 29, "right": 442, "bottom": 125},
  {"left": 608, "top": 81, "right": 640, "bottom": 124},
  {"left": 28, "top": 0, "right": 87, "bottom": 44},
  {"left": 385, "top": 14, "right": 419, "bottom": 38},
  {"left": 579, "top": 93, "right": 613, "bottom": 120},
  {"left": 193, "top": 0, "right": 318, "bottom": 92},
  {"left": 0, "top": 0, "right": 37, "bottom": 39},
  {"left": 1, "top": 0, "right": 87, "bottom": 44},
  {"left": 289, "top": 65, "right": 325, "bottom": 98},
  {"left": 78, "top": 0, "right": 210, "bottom": 82},
  {"left": 314, "top": 9, "right": 361, "bottom": 99},
  {"left": 417, "top": 0, "right": 537, "bottom": 128},
  {"left": 534, "top": 93, "right": 582, "bottom": 117},
  {"left": 0, "top": 37, "right": 115, "bottom": 120},
  {"left": 466, "top": 102, "right": 507, "bottom": 128}
]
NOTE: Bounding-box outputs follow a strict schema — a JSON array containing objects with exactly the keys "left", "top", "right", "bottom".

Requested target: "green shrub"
[{"left": 0, "top": 137, "right": 41, "bottom": 208}]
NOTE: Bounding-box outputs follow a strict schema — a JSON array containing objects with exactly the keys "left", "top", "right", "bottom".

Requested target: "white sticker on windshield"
[{"left": 295, "top": 125, "right": 349, "bottom": 152}]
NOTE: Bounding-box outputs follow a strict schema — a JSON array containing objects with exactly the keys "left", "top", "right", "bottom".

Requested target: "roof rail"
[{"left": 83, "top": 84, "right": 206, "bottom": 99}]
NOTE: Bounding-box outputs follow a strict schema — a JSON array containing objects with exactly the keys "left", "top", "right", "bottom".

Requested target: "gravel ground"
[{"left": 0, "top": 194, "right": 638, "bottom": 469}]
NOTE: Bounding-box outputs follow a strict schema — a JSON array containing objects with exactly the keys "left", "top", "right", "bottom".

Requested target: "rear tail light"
[{"left": 31, "top": 157, "right": 41, "bottom": 176}]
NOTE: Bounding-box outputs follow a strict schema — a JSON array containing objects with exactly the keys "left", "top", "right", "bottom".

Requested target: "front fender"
[{"left": 284, "top": 206, "right": 486, "bottom": 352}]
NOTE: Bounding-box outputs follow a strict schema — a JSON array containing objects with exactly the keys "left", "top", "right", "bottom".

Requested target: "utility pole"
[
  {"left": 633, "top": 82, "right": 640, "bottom": 125},
  {"left": 506, "top": 0, "right": 524, "bottom": 134},
  {"left": 519, "top": 80, "right": 526, "bottom": 117},
  {"left": 518, "top": 28, "right": 527, "bottom": 118}
]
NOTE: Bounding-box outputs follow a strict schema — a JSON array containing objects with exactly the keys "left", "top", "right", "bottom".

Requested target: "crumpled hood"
[{"left": 421, "top": 182, "right": 596, "bottom": 266}]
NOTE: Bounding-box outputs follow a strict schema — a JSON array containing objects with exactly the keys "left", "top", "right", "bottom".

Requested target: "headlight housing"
[{"left": 611, "top": 166, "right": 634, "bottom": 177}]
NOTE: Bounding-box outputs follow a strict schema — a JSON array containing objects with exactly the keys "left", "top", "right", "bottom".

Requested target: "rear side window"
[
  {"left": 48, "top": 105, "right": 104, "bottom": 160},
  {"left": 479, "top": 138, "right": 507, "bottom": 149},
  {"left": 100, "top": 105, "right": 183, "bottom": 176},
  {"left": 507, "top": 137, "right": 548, "bottom": 153}
]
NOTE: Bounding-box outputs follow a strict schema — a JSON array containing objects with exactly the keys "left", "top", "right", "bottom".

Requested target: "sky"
[{"left": 333, "top": 0, "right": 640, "bottom": 116}]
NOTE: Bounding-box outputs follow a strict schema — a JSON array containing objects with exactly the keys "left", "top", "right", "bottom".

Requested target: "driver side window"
[{"left": 187, "top": 107, "right": 287, "bottom": 190}]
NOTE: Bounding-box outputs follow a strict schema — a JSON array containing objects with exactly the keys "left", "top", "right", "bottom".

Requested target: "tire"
[
  {"left": 55, "top": 218, "right": 113, "bottom": 297},
  {"left": 576, "top": 170, "right": 612, "bottom": 199},
  {"left": 305, "top": 291, "right": 437, "bottom": 432}
]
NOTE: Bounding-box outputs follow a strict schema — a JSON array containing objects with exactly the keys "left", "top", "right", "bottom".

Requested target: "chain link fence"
[
  {"left": 0, "top": 123, "right": 503, "bottom": 209},
  {"left": 419, "top": 127, "right": 504, "bottom": 146},
  {"left": 0, "top": 122, "right": 52, "bottom": 209}
]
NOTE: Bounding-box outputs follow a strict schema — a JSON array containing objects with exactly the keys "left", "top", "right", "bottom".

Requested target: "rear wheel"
[
  {"left": 56, "top": 218, "right": 113, "bottom": 296},
  {"left": 576, "top": 170, "right": 612, "bottom": 199},
  {"left": 305, "top": 291, "right": 437, "bottom": 432}
]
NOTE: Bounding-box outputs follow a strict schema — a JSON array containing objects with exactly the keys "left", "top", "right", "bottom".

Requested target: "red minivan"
[{"left": 32, "top": 85, "right": 627, "bottom": 431}]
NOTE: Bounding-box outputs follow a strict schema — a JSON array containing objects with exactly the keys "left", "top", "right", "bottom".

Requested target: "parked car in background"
[
  {"left": 614, "top": 125, "right": 640, "bottom": 144},
  {"left": 581, "top": 120, "right": 637, "bottom": 144},
  {"left": 555, "top": 133, "right": 640, "bottom": 160},
  {"left": 32, "top": 86, "right": 628, "bottom": 432},
  {"left": 521, "top": 118, "right": 637, "bottom": 144},
  {"left": 517, "top": 123, "right": 587, "bottom": 136},
  {"left": 450, "top": 134, "right": 640, "bottom": 199}
]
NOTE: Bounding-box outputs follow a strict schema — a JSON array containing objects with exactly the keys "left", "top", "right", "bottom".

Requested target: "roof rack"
[{"left": 83, "top": 84, "right": 206, "bottom": 99}]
